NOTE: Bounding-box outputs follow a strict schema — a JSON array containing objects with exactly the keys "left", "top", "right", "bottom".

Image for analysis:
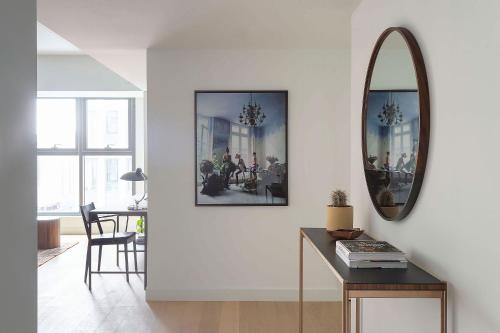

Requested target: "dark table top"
[
  {"left": 301, "top": 228, "right": 445, "bottom": 288},
  {"left": 94, "top": 208, "right": 148, "bottom": 216}
]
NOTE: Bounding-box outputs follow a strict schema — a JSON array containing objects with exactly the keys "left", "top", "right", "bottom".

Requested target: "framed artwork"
[{"left": 195, "top": 90, "right": 288, "bottom": 206}]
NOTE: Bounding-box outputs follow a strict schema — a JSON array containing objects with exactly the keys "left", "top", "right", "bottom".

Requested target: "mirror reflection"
[{"left": 365, "top": 31, "right": 419, "bottom": 219}]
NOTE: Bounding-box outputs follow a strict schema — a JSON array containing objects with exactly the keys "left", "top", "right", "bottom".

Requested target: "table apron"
[{"left": 348, "top": 290, "right": 443, "bottom": 298}]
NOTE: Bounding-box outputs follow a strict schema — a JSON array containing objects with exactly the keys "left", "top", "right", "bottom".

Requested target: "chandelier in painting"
[
  {"left": 378, "top": 92, "right": 403, "bottom": 126},
  {"left": 239, "top": 93, "right": 266, "bottom": 127}
]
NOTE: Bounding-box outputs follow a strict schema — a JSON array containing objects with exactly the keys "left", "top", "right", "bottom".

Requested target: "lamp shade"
[{"left": 120, "top": 168, "right": 147, "bottom": 181}]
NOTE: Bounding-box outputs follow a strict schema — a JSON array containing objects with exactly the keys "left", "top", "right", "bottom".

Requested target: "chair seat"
[{"left": 90, "top": 232, "right": 136, "bottom": 245}]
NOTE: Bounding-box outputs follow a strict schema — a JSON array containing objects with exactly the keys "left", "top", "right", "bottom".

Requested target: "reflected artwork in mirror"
[{"left": 362, "top": 27, "right": 430, "bottom": 221}]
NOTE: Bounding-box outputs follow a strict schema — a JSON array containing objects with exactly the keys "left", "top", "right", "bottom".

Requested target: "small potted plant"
[
  {"left": 326, "top": 190, "right": 353, "bottom": 231},
  {"left": 378, "top": 188, "right": 399, "bottom": 218}
]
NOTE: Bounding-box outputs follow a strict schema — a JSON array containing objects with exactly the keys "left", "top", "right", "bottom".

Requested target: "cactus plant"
[
  {"left": 378, "top": 188, "right": 395, "bottom": 207},
  {"left": 326, "top": 189, "right": 353, "bottom": 231},
  {"left": 330, "top": 190, "right": 348, "bottom": 207}
]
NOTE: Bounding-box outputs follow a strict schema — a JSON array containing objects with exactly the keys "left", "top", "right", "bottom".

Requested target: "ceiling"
[
  {"left": 38, "top": 0, "right": 360, "bottom": 49},
  {"left": 37, "top": 0, "right": 360, "bottom": 89}
]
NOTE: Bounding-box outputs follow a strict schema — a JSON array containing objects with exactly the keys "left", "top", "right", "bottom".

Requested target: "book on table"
[
  {"left": 337, "top": 250, "right": 407, "bottom": 268},
  {"left": 336, "top": 240, "right": 407, "bottom": 269}
]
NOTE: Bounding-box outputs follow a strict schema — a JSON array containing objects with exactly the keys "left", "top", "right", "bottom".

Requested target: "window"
[
  {"left": 37, "top": 156, "right": 79, "bottom": 213},
  {"left": 392, "top": 122, "right": 412, "bottom": 161},
  {"left": 37, "top": 98, "right": 136, "bottom": 214},
  {"left": 84, "top": 155, "right": 132, "bottom": 208},
  {"left": 86, "top": 99, "right": 130, "bottom": 149},
  {"left": 37, "top": 99, "right": 77, "bottom": 149},
  {"left": 197, "top": 116, "right": 210, "bottom": 162},
  {"left": 231, "top": 123, "right": 251, "bottom": 164}
]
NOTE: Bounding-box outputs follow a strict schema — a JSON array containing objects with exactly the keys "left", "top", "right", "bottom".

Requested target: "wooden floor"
[{"left": 38, "top": 236, "right": 341, "bottom": 333}]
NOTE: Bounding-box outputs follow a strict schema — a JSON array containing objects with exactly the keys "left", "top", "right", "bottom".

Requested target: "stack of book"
[{"left": 336, "top": 240, "right": 407, "bottom": 269}]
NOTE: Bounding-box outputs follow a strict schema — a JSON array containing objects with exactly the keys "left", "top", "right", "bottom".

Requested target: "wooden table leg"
[
  {"left": 441, "top": 290, "right": 447, "bottom": 333},
  {"left": 342, "top": 285, "right": 349, "bottom": 333},
  {"left": 299, "top": 232, "right": 303, "bottom": 333},
  {"left": 348, "top": 298, "right": 351, "bottom": 333},
  {"left": 355, "top": 298, "right": 361, "bottom": 333}
]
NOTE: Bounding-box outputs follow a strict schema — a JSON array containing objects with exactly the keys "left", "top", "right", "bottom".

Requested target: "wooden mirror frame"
[{"left": 362, "top": 27, "right": 430, "bottom": 221}]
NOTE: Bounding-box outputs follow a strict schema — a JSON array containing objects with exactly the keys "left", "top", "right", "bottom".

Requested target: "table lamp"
[{"left": 120, "top": 168, "right": 147, "bottom": 210}]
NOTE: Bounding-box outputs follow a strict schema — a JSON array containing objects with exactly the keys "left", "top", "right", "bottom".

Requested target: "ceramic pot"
[
  {"left": 326, "top": 206, "right": 353, "bottom": 231},
  {"left": 380, "top": 206, "right": 400, "bottom": 219}
]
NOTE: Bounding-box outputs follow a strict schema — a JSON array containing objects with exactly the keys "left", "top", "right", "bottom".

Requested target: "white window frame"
[{"left": 37, "top": 97, "right": 136, "bottom": 215}]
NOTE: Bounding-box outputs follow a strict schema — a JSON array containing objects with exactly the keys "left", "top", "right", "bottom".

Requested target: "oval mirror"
[{"left": 362, "top": 27, "right": 430, "bottom": 221}]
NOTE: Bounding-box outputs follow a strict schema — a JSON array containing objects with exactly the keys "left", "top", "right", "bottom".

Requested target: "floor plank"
[{"left": 38, "top": 236, "right": 341, "bottom": 333}]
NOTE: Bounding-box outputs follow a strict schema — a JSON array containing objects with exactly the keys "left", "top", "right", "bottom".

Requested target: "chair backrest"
[{"left": 80, "top": 202, "right": 103, "bottom": 238}]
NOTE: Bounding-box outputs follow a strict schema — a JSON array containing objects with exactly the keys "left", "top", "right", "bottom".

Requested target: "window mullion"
[
  {"left": 78, "top": 98, "right": 85, "bottom": 206},
  {"left": 130, "top": 98, "right": 136, "bottom": 195}
]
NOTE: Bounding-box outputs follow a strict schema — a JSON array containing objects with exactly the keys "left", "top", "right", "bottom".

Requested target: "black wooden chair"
[{"left": 80, "top": 203, "right": 137, "bottom": 290}]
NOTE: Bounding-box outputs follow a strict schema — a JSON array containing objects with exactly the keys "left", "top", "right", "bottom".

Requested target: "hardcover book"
[
  {"left": 337, "top": 250, "right": 407, "bottom": 269},
  {"left": 336, "top": 240, "right": 406, "bottom": 261}
]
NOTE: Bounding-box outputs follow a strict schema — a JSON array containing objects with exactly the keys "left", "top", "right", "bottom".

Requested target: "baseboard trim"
[{"left": 146, "top": 288, "right": 341, "bottom": 302}]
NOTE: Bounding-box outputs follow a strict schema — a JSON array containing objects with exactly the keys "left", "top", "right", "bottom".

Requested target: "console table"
[{"left": 299, "top": 228, "right": 447, "bottom": 333}]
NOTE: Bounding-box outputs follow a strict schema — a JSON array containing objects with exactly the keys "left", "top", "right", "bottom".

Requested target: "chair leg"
[
  {"left": 98, "top": 245, "right": 103, "bottom": 272},
  {"left": 84, "top": 244, "right": 90, "bottom": 283},
  {"left": 116, "top": 244, "right": 119, "bottom": 266},
  {"left": 124, "top": 242, "right": 129, "bottom": 282},
  {"left": 88, "top": 246, "right": 92, "bottom": 291},
  {"left": 133, "top": 240, "right": 138, "bottom": 273}
]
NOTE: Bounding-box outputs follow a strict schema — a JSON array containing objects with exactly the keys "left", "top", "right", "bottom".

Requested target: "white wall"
[
  {"left": 351, "top": 1, "right": 500, "bottom": 332},
  {"left": 85, "top": 49, "right": 147, "bottom": 90},
  {"left": 0, "top": 0, "right": 37, "bottom": 331},
  {"left": 37, "top": 55, "right": 139, "bottom": 91},
  {"left": 147, "top": 49, "right": 350, "bottom": 300}
]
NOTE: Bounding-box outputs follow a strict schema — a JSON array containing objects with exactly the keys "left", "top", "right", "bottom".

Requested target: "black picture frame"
[{"left": 194, "top": 90, "right": 288, "bottom": 206}]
